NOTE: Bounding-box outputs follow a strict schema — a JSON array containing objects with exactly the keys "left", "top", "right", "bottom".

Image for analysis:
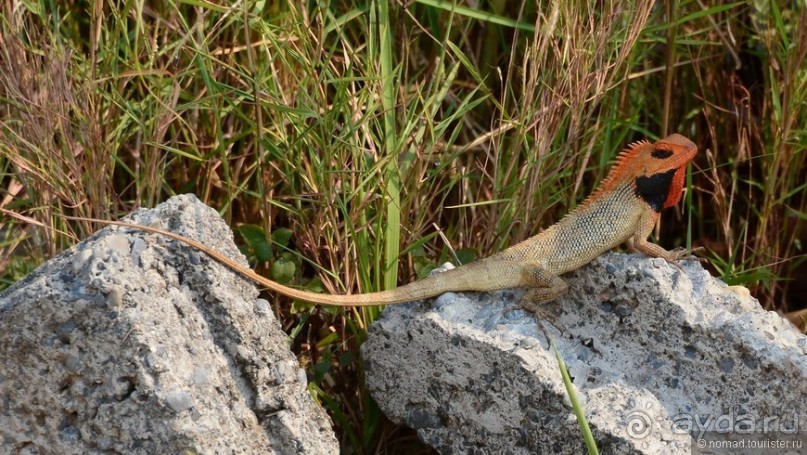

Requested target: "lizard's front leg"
[
  {"left": 632, "top": 210, "right": 699, "bottom": 262},
  {"left": 518, "top": 264, "right": 568, "bottom": 314}
]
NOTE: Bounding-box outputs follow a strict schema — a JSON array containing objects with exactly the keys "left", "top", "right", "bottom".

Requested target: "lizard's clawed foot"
[
  {"left": 670, "top": 246, "right": 705, "bottom": 261},
  {"left": 663, "top": 246, "right": 705, "bottom": 271},
  {"left": 686, "top": 246, "right": 707, "bottom": 262},
  {"left": 515, "top": 293, "right": 566, "bottom": 342}
]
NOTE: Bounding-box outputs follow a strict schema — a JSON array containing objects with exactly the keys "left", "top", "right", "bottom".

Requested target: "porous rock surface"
[
  {"left": 362, "top": 253, "right": 807, "bottom": 454},
  {"left": 0, "top": 195, "right": 338, "bottom": 454}
]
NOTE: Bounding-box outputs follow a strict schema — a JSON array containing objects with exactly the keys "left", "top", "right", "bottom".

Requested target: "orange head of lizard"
[{"left": 611, "top": 133, "right": 698, "bottom": 212}]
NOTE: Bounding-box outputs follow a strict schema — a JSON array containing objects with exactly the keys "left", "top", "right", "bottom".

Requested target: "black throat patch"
[{"left": 635, "top": 168, "right": 677, "bottom": 212}]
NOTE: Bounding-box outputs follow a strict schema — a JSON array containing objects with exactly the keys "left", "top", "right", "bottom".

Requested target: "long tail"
[{"left": 65, "top": 216, "right": 450, "bottom": 306}]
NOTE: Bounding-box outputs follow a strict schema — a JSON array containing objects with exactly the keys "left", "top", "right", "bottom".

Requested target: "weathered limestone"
[
  {"left": 0, "top": 195, "right": 338, "bottom": 454},
  {"left": 362, "top": 254, "right": 807, "bottom": 454}
]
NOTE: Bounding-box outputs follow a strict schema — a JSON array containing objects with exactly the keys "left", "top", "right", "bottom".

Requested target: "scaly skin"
[{"left": 66, "top": 133, "right": 697, "bottom": 312}]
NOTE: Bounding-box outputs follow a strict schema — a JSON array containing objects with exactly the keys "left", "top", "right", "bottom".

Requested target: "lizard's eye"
[{"left": 651, "top": 149, "right": 673, "bottom": 159}]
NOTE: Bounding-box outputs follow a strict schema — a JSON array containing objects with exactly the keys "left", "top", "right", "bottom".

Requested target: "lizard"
[{"left": 64, "top": 133, "right": 698, "bottom": 313}]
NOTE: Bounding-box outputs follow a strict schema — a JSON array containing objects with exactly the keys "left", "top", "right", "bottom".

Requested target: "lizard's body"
[{"left": 67, "top": 134, "right": 697, "bottom": 312}]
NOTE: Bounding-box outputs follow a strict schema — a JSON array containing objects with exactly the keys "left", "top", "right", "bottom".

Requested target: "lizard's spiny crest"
[{"left": 579, "top": 134, "right": 697, "bottom": 212}]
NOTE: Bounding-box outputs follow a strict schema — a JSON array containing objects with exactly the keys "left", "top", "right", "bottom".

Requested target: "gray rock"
[
  {"left": 0, "top": 194, "right": 338, "bottom": 454},
  {"left": 362, "top": 253, "right": 807, "bottom": 454}
]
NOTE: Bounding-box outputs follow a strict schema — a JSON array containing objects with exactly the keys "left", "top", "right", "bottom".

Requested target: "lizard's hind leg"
[{"left": 518, "top": 264, "right": 568, "bottom": 314}]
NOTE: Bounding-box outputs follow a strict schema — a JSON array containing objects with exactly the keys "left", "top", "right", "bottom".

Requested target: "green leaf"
[
  {"left": 272, "top": 227, "right": 294, "bottom": 248},
  {"left": 311, "top": 359, "right": 331, "bottom": 383},
  {"left": 340, "top": 351, "right": 357, "bottom": 366},
  {"left": 414, "top": 255, "right": 437, "bottom": 280},
  {"left": 290, "top": 277, "right": 327, "bottom": 314},
  {"left": 316, "top": 331, "right": 341, "bottom": 350},
  {"left": 271, "top": 255, "right": 296, "bottom": 284},
  {"left": 454, "top": 247, "right": 477, "bottom": 266},
  {"left": 237, "top": 224, "right": 272, "bottom": 262}
]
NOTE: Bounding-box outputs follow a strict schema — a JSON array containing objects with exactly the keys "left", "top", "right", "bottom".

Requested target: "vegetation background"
[{"left": 1, "top": 0, "right": 804, "bottom": 452}]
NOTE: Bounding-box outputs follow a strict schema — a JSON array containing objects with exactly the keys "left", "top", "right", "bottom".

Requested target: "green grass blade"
[
  {"left": 377, "top": 1, "right": 401, "bottom": 293},
  {"left": 554, "top": 346, "right": 599, "bottom": 455},
  {"left": 415, "top": 0, "right": 535, "bottom": 32}
]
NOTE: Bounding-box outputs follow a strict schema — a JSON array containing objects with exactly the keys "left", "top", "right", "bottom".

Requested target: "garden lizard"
[{"left": 66, "top": 133, "right": 697, "bottom": 312}]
